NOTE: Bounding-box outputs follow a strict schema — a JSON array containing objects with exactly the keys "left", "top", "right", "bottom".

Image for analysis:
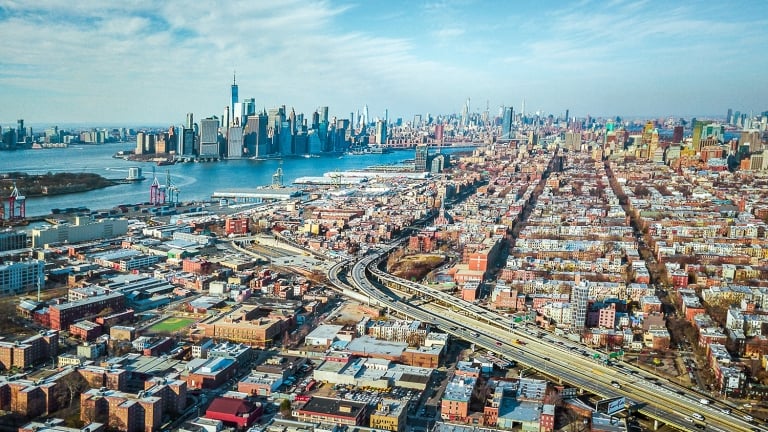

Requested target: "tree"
[
  {"left": 279, "top": 399, "right": 293, "bottom": 418},
  {"left": 58, "top": 371, "right": 87, "bottom": 409}
]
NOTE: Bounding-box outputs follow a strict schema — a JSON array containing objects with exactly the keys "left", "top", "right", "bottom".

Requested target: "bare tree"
[{"left": 59, "top": 371, "right": 87, "bottom": 408}]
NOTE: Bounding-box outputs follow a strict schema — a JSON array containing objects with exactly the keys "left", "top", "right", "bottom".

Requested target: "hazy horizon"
[{"left": 1, "top": 1, "right": 767, "bottom": 124}]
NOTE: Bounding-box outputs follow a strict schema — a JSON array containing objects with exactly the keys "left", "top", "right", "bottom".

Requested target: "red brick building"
[
  {"left": 49, "top": 293, "right": 125, "bottom": 331},
  {"left": 225, "top": 218, "right": 249, "bottom": 235},
  {"left": 205, "top": 397, "right": 262, "bottom": 429},
  {"left": 69, "top": 320, "right": 103, "bottom": 341}
]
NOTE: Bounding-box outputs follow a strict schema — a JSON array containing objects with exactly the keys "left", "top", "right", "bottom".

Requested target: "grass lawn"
[{"left": 147, "top": 316, "right": 196, "bottom": 333}]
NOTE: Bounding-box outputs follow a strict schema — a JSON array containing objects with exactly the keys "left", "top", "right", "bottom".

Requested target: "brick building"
[
  {"left": 0, "top": 330, "right": 58, "bottom": 371},
  {"left": 80, "top": 388, "right": 163, "bottom": 432},
  {"left": 70, "top": 320, "right": 103, "bottom": 341},
  {"left": 49, "top": 293, "right": 125, "bottom": 331},
  {"left": 294, "top": 396, "right": 369, "bottom": 426}
]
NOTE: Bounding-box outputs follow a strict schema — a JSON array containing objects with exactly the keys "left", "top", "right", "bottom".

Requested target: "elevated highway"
[{"left": 329, "top": 247, "right": 765, "bottom": 432}]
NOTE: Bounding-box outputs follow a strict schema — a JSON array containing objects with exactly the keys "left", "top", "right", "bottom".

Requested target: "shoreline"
[{"left": 0, "top": 172, "right": 116, "bottom": 198}]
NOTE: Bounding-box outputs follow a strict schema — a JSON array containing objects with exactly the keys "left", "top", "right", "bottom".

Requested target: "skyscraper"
[
  {"left": 182, "top": 126, "right": 195, "bottom": 156},
  {"left": 501, "top": 107, "right": 514, "bottom": 140},
  {"left": 199, "top": 117, "right": 219, "bottom": 157},
  {"left": 244, "top": 111, "right": 269, "bottom": 157},
  {"left": 227, "top": 125, "right": 243, "bottom": 158},
  {"left": 572, "top": 280, "right": 589, "bottom": 329},
  {"left": 243, "top": 98, "right": 256, "bottom": 125},
  {"left": 222, "top": 106, "right": 230, "bottom": 134},
  {"left": 414, "top": 144, "right": 428, "bottom": 172},
  {"left": 462, "top": 97, "right": 470, "bottom": 126},
  {"left": 231, "top": 72, "right": 238, "bottom": 114},
  {"left": 374, "top": 119, "right": 387, "bottom": 146}
]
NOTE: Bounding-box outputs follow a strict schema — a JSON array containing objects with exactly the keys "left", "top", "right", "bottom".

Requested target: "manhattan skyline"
[{"left": 1, "top": 0, "right": 767, "bottom": 124}]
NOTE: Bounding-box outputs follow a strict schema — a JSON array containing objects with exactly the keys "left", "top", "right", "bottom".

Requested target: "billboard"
[{"left": 596, "top": 396, "right": 626, "bottom": 415}]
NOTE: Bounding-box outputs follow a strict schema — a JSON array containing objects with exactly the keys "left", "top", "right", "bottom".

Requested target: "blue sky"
[{"left": 1, "top": 0, "right": 766, "bottom": 125}]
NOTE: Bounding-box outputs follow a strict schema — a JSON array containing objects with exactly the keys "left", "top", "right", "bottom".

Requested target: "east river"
[{"left": 0, "top": 143, "right": 470, "bottom": 217}]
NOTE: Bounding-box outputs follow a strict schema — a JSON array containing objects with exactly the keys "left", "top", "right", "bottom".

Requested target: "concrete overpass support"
[{"left": 653, "top": 419, "right": 660, "bottom": 430}]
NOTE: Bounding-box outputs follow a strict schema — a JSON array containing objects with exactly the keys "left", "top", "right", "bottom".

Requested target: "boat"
[{"left": 157, "top": 159, "right": 176, "bottom": 166}]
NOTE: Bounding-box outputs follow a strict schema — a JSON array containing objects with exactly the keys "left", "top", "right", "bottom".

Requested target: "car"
[
  {"left": 611, "top": 382, "right": 622, "bottom": 389},
  {"left": 699, "top": 398, "right": 710, "bottom": 405},
  {"left": 692, "top": 413, "right": 704, "bottom": 421},
  {"left": 495, "top": 341, "right": 502, "bottom": 347},
  {"left": 744, "top": 414, "right": 754, "bottom": 422},
  {"left": 721, "top": 408, "right": 731, "bottom": 414},
  {"left": 743, "top": 403, "right": 753, "bottom": 408},
  {"left": 693, "top": 425, "right": 705, "bottom": 430},
  {"left": 543, "top": 357, "right": 551, "bottom": 361}
]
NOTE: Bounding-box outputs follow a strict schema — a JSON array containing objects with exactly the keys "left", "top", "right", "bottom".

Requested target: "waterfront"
[{"left": 0, "top": 143, "right": 471, "bottom": 217}]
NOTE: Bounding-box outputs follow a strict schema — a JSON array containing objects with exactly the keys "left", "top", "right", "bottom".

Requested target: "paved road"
[{"left": 331, "top": 249, "right": 766, "bottom": 432}]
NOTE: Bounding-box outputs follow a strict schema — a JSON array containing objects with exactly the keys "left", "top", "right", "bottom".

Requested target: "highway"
[{"left": 328, "top": 247, "right": 766, "bottom": 432}]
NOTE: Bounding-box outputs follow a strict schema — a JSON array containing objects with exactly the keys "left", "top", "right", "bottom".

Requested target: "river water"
[{"left": 0, "top": 143, "right": 469, "bottom": 217}]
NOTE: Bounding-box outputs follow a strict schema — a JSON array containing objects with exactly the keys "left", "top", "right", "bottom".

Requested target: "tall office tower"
[
  {"left": 227, "top": 125, "right": 244, "bottom": 158},
  {"left": 384, "top": 108, "right": 388, "bottom": 123},
  {"left": 231, "top": 72, "right": 238, "bottom": 113},
  {"left": 572, "top": 280, "right": 589, "bottom": 329},
  {"left": 268, "top": 107, "right": 285, "bottom": 129},
  {"left": 648, "top": 129, "right": 660, "bottom": 160},
  {"left": 186, "top": 113, "right": 194, "bottom": 130},
  {"left": 726, "top": 108, "right": 733, "bottom": 125},
  {"left": 222, "top": 106, "right": 230, "bottom": 134},
  {"left": 145, "top": 133, "right": 156, "bottom": 154},
  {"left": 414, "top": 144, "right": 428, "bottom": 172},
  {"left": 672, "top": 126, "right": 684, "bottom": 143},
  {"left": 233, "top": 102, "right": 244, "bottom": 127},
  {"left": 501, "top": 107, "right": 514, "bottom": 139},
  {"left": 199, "top": 117, "right": 220, "bottom": 157},
  {"left": 374, "top": 119, "right": 387, "bottom": 145},
  {"left": 244, "top": 98, "right": 255, "bottom": 116},
  {"left": 462, "top": 98, "right": 469, "bottom": 126},
  {"left": 349, "top": 112, "right": 355, "bottom": 130},
  {"left": 279, "top": 121, "right": 293, "bottom": 156},
  {"left": 244, "top": 111, "right": 269, "bottom": 157},
  {"left": 307, "top": 130, "right": 322, "bottom": 154},
  {"left": 434, "top": 123, "right": 444, "bottom": 144},
  {"left": 564, "top": 109, "right": 569, "bottom": 125},
  {"left": 135, "top": 132, "right": 145, "bottom": 155},
  {"left": 318, "top": 120, "right": 329, "bottom": 152},
  {"left": 311, "top": 111, "right": 320, "bottom": 129},
  {"left": 294, "top": 128, "right": 308, "bottom": 154},
  {"left": 167, "top": 126, "right": 177, "bottom": 153},
  {"left": 702, "top": 123, "right": 725, "bottom": 143},
  {"left": 741, "top": 129, "right": 763, "bottom": 153},
  {"left": 16, "top": 120, "right": 24, "bottom": 144},
  {"left": 691, "top": 119, "right": 711, "bottom": 151},
  {"left": 565, "top": 131, "right": 581, "bottom": 152},
  {"left": 319, "top": 106, "right": 329, "bottom": 124},
  {"left": 413, "top": 114, "right": 422, "bottom": 126},
  {"left": 362, "top": 104, "right": 369, "bottom": 128},
  {"left": 288, "top": 108, "right": 297, "bottom": 135},
  {"left": 641, "top": 121, "right": 654, "bottom": 145},
  {"left": 182, "top": 127, "right": 195, "bottom": 155}
]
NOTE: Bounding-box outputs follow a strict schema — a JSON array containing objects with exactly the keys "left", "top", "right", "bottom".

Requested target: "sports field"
[{"left": 147, "top": 317, "right": 196, "bottom": 333}]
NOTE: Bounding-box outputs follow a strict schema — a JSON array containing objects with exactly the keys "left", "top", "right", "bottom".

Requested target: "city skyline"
[{"left": 1, "top": 0, "right": 767, "bottom": 124}]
